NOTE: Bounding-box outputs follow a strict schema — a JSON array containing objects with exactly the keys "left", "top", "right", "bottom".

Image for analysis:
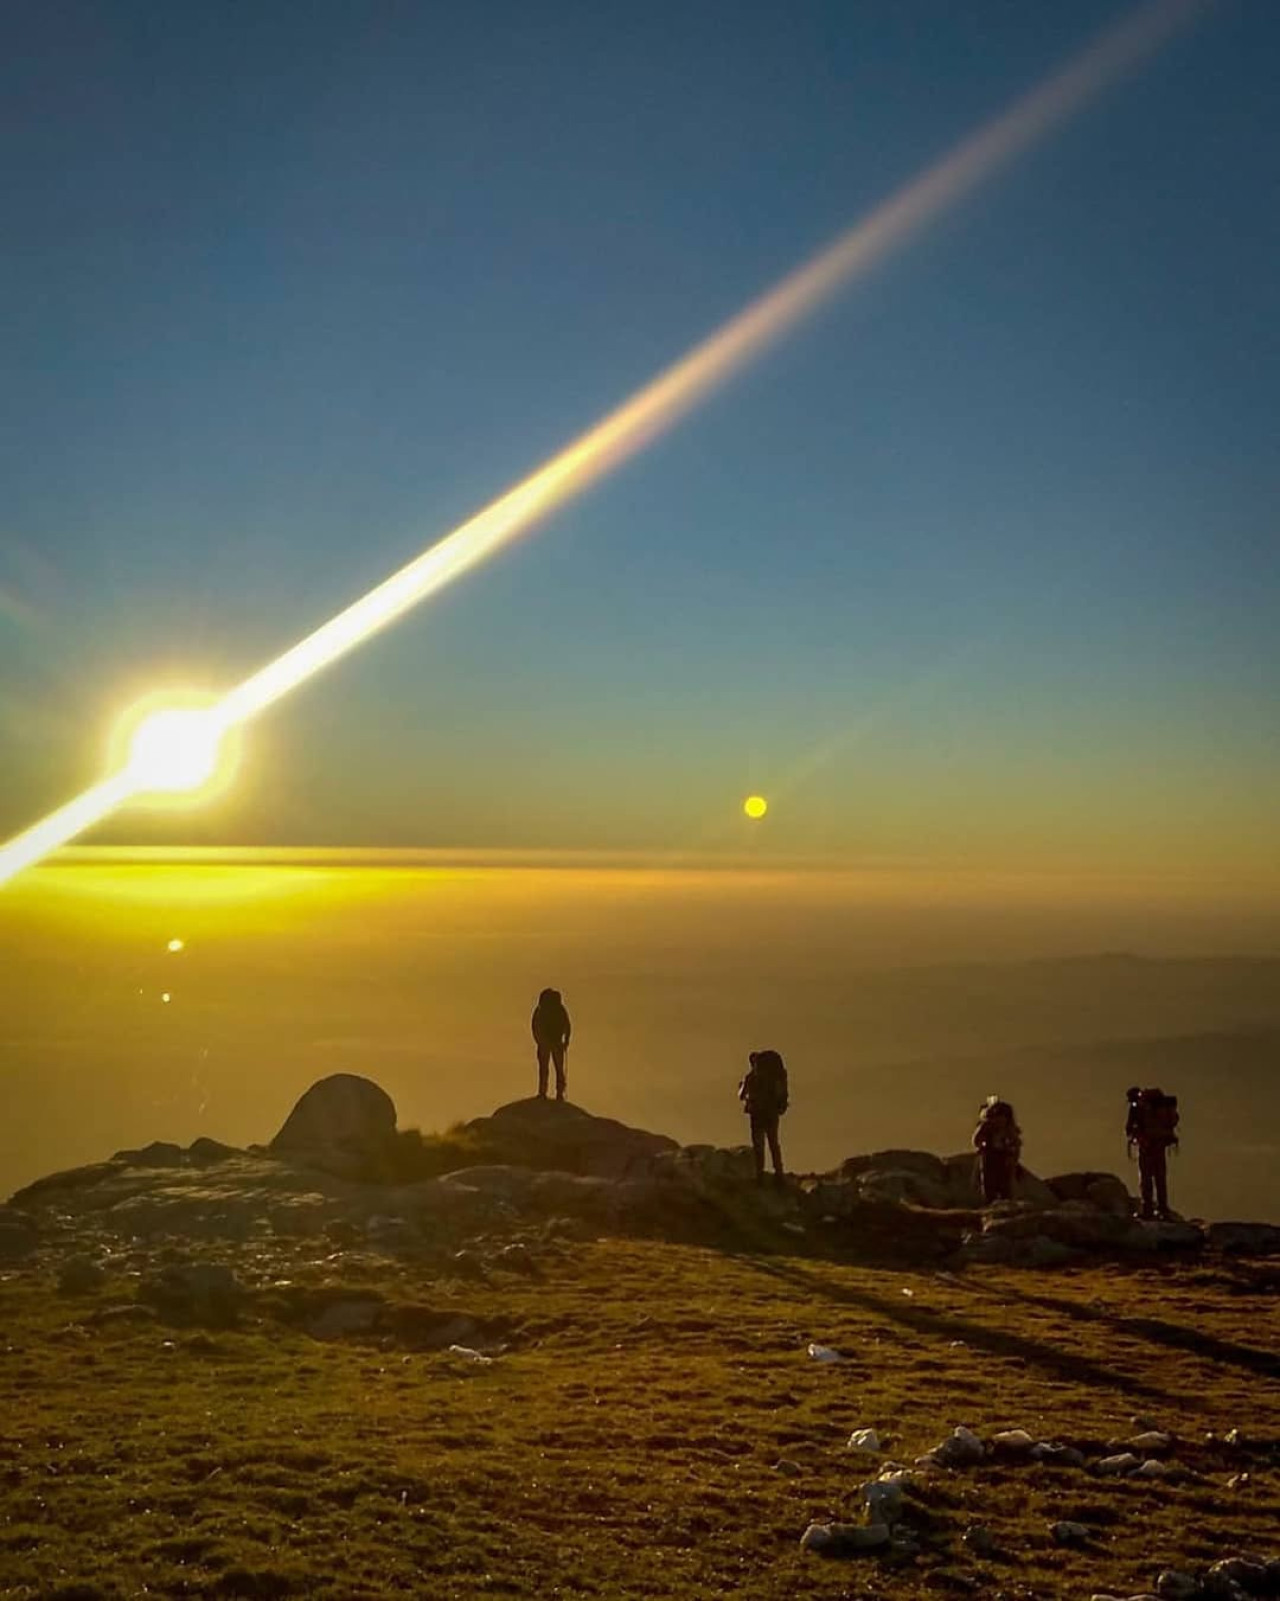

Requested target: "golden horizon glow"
[
  {"left": 0, "top": 0, "right": 1207, "bottom": 890},
  {"left": 744, "top": 795, "right": 769, "bottom": 820}
]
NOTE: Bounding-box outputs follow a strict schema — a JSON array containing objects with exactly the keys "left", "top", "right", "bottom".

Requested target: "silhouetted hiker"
[
  {"left": 738, "top": 1049, "right": 788, "bottom": 1186},
  {"left": 972, "top": 1095, "right": 1021, "bottom": 1203},
  {"left": 1126, "top": 1085, "right": 1180, "bottom": 1220},
  {"left": 531, "top": 988, "right": 571, "bottom": 1101}
]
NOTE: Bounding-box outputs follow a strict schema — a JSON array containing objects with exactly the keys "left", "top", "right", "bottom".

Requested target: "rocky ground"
[{"left": 1, "top": 1081, "right": 1277, "bottom": 1598}]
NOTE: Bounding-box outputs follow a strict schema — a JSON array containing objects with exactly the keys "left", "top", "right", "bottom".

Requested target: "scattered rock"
[
  {"left": 991, "top": 1428, "right": 1036, "bottom": 1456},
  {"left": 929, "top": 1425, "right": 985, "bottom": 1468},
  {"left": 1030, "top": 1442, "right": 1087, "bottom": 1469},
  {"left": 1206, "top": 1558, "right": 1271, "bottom": 1594},
  {"left": 1134, "top": 1458, "right": 1178, "bottom": 1480},
  {"left": 800, "top": 1521, "right": 891, "bottom": 1557},
  {"left": 963, "top": 1525, "right": 998, "bottom": 1557},
  {"left": 447, "top": 1344, "right": 494, "bottom": 1364},
  {"left": 847, "top": 1427, "right": 882, "bottom": 1453},
  {"left": 1129, "top": 1431, "right": 1174, "bottom": 1454},
  {"left": 863, "top": 1477, "right": 906, "bottom": 1525},
  {"left": 806, "top": 1342, "right": 847, "bottom": 1364},
  {"left": 1155, "top": 1572, "right": 1200, "bottom": 1601},
  {"left": 1050, "top": 1520, "right": 1090, "bottom": 1547},
  {"left": 774, "top": 1458, "right": 801, "bottom": 1476},
  {"left": 1097, "top": 1452, "right": 1141, "bottom": 1476}
]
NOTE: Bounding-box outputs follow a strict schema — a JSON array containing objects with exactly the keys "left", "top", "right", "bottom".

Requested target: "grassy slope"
[{"left": 1, "top": 1238, "right": 1278, "bottom": 1600}]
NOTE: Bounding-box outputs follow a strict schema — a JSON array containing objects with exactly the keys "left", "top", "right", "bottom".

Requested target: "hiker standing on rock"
[
  {"left": 531, "top": 988, "right": 571, "bottom": 1101},
  {"left": 972, "top": 1095, "right": 1021, "bottom": 1204},
  {"left": 738, "top": 1049, "right": 788, "bottom": 1186},
  {"left": 1126, "top": 1085, "right": 1180, "bottom": 1220}
]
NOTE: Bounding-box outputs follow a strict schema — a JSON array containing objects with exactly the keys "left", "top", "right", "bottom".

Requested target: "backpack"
[
  {"left": 1127, "top": 1087, "right": 1180, "bottom": 1147},
  {"left": 975, "top": 1098, "right": 1020, "bottom": 1155},
  {"left": 740, "top": 1050, "right": 788, "bottom": 1117}
]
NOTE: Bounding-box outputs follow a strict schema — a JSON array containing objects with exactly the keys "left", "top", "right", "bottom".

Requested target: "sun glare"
[
  {"left": 125, "top": 707, "right": 226, "bottom": 795},
  {"left": 744, "top": 795, "right": 769, "bottom": 820}
]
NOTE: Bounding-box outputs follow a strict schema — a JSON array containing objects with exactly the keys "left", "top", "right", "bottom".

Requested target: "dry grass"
[{"left": 1, "top": 1234, "right": 1277, "bottom": 1599}]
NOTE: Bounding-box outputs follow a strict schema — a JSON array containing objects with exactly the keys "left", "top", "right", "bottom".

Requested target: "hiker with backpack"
[
  {"left": 972, "top": 1096, "right": 1022, "bottom": 1204},
  {"left": 1125, "top": 1086, "right": 1180, "bottom": 1220},
  {"left": 531, "top": 988, "right": 572, "bottom": 1101},
  {"left": 738, "top": 1049, "right": 789, "bottom": 1186}
]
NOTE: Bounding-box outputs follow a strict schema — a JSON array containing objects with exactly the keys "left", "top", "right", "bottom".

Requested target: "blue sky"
[{"left": 1, "top": 0, "right": 1276, "bottom": 874}]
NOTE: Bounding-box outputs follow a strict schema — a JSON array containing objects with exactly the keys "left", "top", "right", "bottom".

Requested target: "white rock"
[
  {"left": 1097, "top": 1452, "right": 1141, "bottom": 1476},
  {"left": 807, "top": 1342, "right": 846, "bottom": 1363},
  {"left": 799, "top": 1521, "right": 890, "bottom": 1556},
  {"left": 847, "top": 1427, "right": 882, "bottom": 1452},
  {"left": 1134, "top": 1458, "right": 1177, "bottom": 1479},
  {"left": 448, "top": 1344, "right": 494, "bottom": 1363}
]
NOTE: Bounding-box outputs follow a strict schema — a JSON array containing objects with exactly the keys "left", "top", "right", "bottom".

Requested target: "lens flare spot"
[
  {"left": 126, "top": 708, "right": 224, "bottom": 795},
  {"left": 161, "top": 992, "right": 172, "bottom": 1004},
  {"left": 167, "top": 938, "right": 185, "bottom": 953},
  {"left": 743, "top": 795, "right": 769, "bottom": 820}
]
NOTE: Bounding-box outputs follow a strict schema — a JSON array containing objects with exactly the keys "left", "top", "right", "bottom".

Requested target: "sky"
[{"left": 1, "top": 0, "right": 1277, "bottom": 883}]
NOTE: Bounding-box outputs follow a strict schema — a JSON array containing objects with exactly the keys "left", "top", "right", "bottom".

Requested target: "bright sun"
[
  {"left": 126, "top": 707, "right": 226, "bottom": 794},
  {"left": 743, "top": 794, "right": 768, "bottom": 820}
]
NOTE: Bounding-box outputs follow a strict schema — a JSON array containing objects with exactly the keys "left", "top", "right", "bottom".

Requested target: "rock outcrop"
[
  {"left": 7, "top": 1078, "right": 1273, "bottom": 1272},
  {"left": 458, "top": 1097, "right": 677, "bottom": 1179}
]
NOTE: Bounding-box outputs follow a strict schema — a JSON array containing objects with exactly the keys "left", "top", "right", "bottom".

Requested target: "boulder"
[
  {"left": 458, "top": 1098, "right": 677, "bottom": 1179},
  {"left": 1125, "top": 1218, "right": 1205, "bottom": 1252},
  {"left": 840, "top": 1150, "right": 948, "bottom": 1183},
  {"left": 1047, "top": 1172, "right": 1134, "bottom": 1217},
  {"left": 1207, "top": 1221, "right": 1280, "bottom": 1256},
  {"left": 270, "top": 1074, "right": 398, "bottom": 1177}
]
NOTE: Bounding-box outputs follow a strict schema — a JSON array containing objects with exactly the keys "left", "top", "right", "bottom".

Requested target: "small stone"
[
  {"left": 1134, "top": 1458, "right": 1177, "bottom": 1479},
  {"left": 1050, "top": 1520, "right": 1090, "bottom": 1547},
  {"left": 800, "top": 1521, "right": 891, "bottom": 1557},
  {"left": 1226, "top": 1473, "right": 1250, "bottom": 1490},
  {"left": 1097, "top": 1452, "right": 1141, "bottom": 1476},
  {"left": 847, "top": 1427, "right": 882, "bottom": 1453},
  {"left": 774, "top": 1458, "right": 801, "bottom": 1476},
  {"left": 1224, "top": 1427, "right": 1244, "bottom": 1447},
  {"left": 963, "top": 1524, "right": 998, "bottom": 1557}
]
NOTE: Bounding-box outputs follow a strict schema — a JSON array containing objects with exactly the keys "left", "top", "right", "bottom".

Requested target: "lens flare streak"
[{"left": 0, "top": 0, "right": 1207, "bottom": 888}]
